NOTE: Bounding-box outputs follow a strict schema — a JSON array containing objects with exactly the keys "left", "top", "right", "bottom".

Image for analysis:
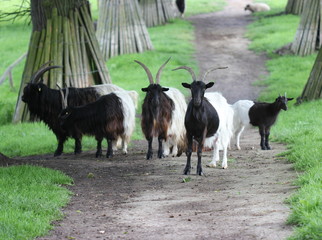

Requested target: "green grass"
[
  {"left": 185, "top": 0, "right": 226, "bottom": 16},
  {"left": 0, "top": 165, "right": 73, "bottom": 240},
  {"left": 246, "top": 1, "right": 322, "bottom": 239}
]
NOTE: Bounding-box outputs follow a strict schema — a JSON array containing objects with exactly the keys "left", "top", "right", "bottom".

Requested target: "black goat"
[
  {"left": 176, "top": 0, "right": 185, "bottom": 16},
  {"left": 136, "top": 58, "right": 174, "bottom": 160},
  {"left": 248, "top": 94, "right": 293, "bottom": 150},
  {"left": 22, "top": 63, "right": 102, "bottom": 156},
  {"left": 174, "top": 66, "right": 226, "bottom": 175},
  {"left": 58, "top": 90, "right": 124, "bottom": 158}
]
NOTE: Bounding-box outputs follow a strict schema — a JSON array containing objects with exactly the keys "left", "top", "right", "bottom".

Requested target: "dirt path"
[{"left": 8, "top": 1, "right": 297, "bottom": 239}]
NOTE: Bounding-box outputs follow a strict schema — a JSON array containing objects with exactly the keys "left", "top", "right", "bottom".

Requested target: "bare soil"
[{"left": 2, "top": 0, "right": 297, "bottom": 239}]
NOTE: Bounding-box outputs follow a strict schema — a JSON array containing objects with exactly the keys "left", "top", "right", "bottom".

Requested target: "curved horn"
[
  {"left": 284, "top": 92, "right": 287, "bottom": 97},
  {"left": 172, "top": 66, "right": 197, "bottom": 82},
  {"left": 201, "top": 66, "right": 228, "bottom": 82},
  {"left": 30, "top": 61, "right": 53, "bottom": 82},
  {"left": 56, "top": 84, "right": 68, "bottom": 109},
  {"left": 155, "top": 57, "right": 171, "bottom": 84},
  {"left": 32, "top": 65, "right": 61, "bottom": 83},
  {"left": 134, "top": 60, "right": 154, "bottom": 84}
]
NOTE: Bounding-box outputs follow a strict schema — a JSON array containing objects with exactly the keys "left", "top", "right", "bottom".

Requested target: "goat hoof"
[
  {"left": 206, "top": 163, "right": 216, "bottom": 168},
  {"left": 95, "top": 152, "right": 102, "bottom": 158},
  {"left": 183, "top": 168, "right": 191, "bottom": 175},
  {"left": 54, "top": 152, "right": 62, "bottom": 157},
  {"left": 197, "top": 171, "right": 204, "bottom": 176}
]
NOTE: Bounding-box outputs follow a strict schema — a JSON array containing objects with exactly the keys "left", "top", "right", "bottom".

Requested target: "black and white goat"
[
  {"left": 136, "top": 58, "right": 187, "bottom": 160},
  {"left": 21, "top": 62, "right": 137, "bottom": 156},
  {"left": 174, "top": 66, "right": 226, "bottom": 175},
  {"left": 58, "top": 88, "right": 135, "bottom": 158},
  {"left": 232, "top": 94, "right": 293, "bottom": 150}
]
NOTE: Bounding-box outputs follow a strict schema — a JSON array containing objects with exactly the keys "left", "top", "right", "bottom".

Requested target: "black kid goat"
[
  {"left": 248, "top": 94, "right": 293, "bottom": 150},
  {"left": 173, "top": 66, "right": 226, "bottom": 175},
  {"left": 58, "top": 89, "right": 129, "bottom": 158}
]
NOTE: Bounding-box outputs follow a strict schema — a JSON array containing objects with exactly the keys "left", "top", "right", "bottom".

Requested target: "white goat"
[
  {"left": 231, "top": 100, "right": 254, "bottom": 150},
  {"left": 244, "top": 3, "right": 270, "bottom": 13},
  {"left": 204, "top": 92, "right": 234, "bottom": 169},
  {"left": 163, "top": 87, "right": 187, "bottom": 157}
]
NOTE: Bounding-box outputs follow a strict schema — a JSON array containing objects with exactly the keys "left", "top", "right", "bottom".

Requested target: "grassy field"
[
  {"left": 0, "top": 165, "right": 73, "bottom": 240},
  {"left": 248, "top": 1, "right": 322, "bottom": 239}
]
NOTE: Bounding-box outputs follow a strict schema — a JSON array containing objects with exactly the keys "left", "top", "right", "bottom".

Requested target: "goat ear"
[
  {"left": 162, "top": 87, "right": 169, "bottom": 92},
  {"left": 141, "top": 87, "right": 148, "bottom": 92},
  {"left": 182, "top": 83, "right": 191, "bottom": 89},
  {"left": 205, "top": 82, "right": 215, "bottom": 89},
  {"left": 287, "top": 98, "right": 294, "bottom": 101}
]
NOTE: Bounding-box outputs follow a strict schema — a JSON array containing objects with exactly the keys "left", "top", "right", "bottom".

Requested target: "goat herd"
[{"left": 22, "top": 59, "right": 293, "bottom": 175}]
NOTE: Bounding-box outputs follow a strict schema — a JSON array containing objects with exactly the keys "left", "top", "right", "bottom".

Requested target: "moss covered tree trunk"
[
  {"left": 300, "top": 47, "right": 322, "bottom": 101},
  {"left": 139, "top": 0, "right": 179, "bottom": 27},
  {"left": 96, "top": 0, "right": 153, "bottom": 60},
  {"left": 285, "top": 0, "right": 305, "bottom": 15},
  {"left": 14, "top": 0, "right": 111, "bottom": 123},
  {"left": 291, "top": 0, "right": 322, "bottom": 56}
]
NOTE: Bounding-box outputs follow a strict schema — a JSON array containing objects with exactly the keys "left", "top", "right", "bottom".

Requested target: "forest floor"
[{"left": 1, "top": 0, "right": 298, "bottom": 239}]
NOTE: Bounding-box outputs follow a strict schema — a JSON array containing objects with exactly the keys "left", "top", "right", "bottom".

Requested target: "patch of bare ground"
[{"left": 1, "top": 0, "right": 297, "bottom": 239}]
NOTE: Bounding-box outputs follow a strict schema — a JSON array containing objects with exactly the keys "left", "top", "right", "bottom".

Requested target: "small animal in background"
[
  {"left": 244, "top": 3, "right": 270, "bottom": 13},
  {"left": 232, "top": 94, "right": 293, "bottom": 150}
]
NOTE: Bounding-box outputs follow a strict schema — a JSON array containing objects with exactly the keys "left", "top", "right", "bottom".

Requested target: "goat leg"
[
  {"left": 95, "top": 138, "right": 103, "bottom": 158},
  {"left": 54, "top": 136, "right": 66, "bottom": 156},
  {"left": 74, "top": 138, "right": 82, "bottom": 155},
  {"left": 106, "top": 139, "right": 114, "bottom": 158},
  {"left": 157, "top": 137, "right": 164, "bottom": 158},
  {"left": 183, "top": 134, "right": 193, "bottom": 175},
  {"left": 264, "top": 127, "right": 271, "bottom": 150},
  {"left": 146, "top": 138, "right": 153, "bottom": 160},
  {"left": 196, "top": 142, "right": 204, "bottom": 176},
  {"left": 259, "top": 127, "right": 267, "bottom": 150}
]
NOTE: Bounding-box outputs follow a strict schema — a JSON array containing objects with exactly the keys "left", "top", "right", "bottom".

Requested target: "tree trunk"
[
  {"left": 96, "top": 0, "right": 153, "bottom": 60},
  {"left": 285, "top": 0, "right": 305, "bottom": 15},
  {"left": 139, "top": 0, "right": 179, "bottom": 27},
  {"left": 14, "top": 0, "right": 111, "bottom": 123},
  {"left": 300, "top": 47, "right": 322, "bottom": 101},
  {"left": 291, "top": 0, "right": 322, "bottom": 56}
]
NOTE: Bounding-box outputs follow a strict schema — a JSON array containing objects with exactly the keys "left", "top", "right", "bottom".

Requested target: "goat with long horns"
[
  {"left": 136, "top": 58, "right": 187, "bottom": 160},
  {"left": 173, "top": 65, "right": 227, "bottom": 175}
]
